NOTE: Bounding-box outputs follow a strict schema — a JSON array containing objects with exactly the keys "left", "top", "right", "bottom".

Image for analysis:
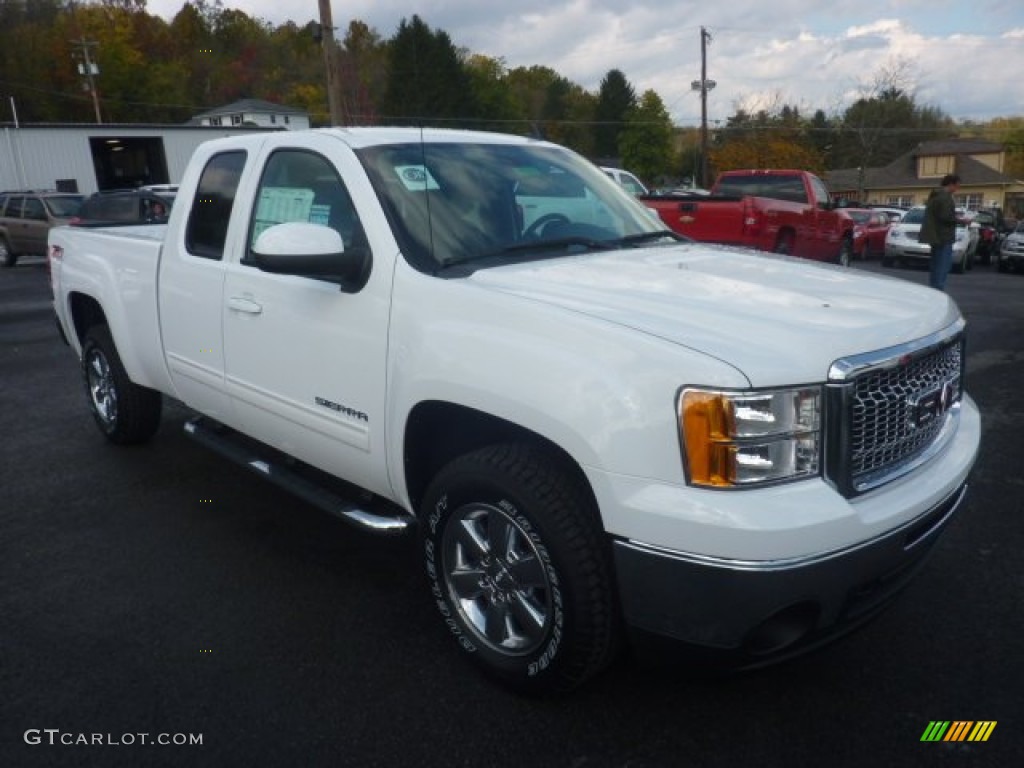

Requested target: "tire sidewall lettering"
[{"left": 425, "top": 488, "right": 566, "bottom": 676}]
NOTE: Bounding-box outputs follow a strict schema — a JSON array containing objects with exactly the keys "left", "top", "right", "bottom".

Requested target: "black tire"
[
  {"left": 81, "top": 325, "right": 162, "bottom": 444},
  {"left": 836, "top": 236, "right": 853, "bottom": 267},
  {"left": 1, "top": 237, "right": 16, "bottom": 268},
  {"left": 881, "top": 255, "right": 894, "bottom": 268},
  {"left": 421, "top": 443, "right": 619, "bottom": 694},
  {"left": 772, "top": 233, "right": 794, "bottom": 255}
]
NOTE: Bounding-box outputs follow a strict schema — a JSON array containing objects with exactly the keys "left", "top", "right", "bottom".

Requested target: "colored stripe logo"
[{"left": 921, "top": 721, "right": 996, "bottom": 742}]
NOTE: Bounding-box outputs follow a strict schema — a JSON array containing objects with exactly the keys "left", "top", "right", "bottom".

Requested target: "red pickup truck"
[{"left": 640, "top": 169, "right": 857, "bottom": 265}]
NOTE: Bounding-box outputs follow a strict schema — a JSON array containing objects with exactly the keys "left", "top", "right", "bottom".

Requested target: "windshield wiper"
[
  {"left": 617, "top": 230, "right": 689, "bottom": 246},
  {"left": 489, "top": 236, "right": 618, "bottom": 256},
  {"left": 436, "top": 236, "right": 617, "bottom": 274}
]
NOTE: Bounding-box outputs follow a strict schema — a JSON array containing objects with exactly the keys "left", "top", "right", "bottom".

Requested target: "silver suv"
[{"left": 0, "top": 190, "right": 83, "bottom": 267}]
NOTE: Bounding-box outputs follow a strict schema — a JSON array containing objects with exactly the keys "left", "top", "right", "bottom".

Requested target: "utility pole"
[
  {"left": 317, "top": 0, "right": 345, "bottom": 126},
  {"left": 71, "top": 37, "right": 102, "bottom": 124},
  {"left": 690, "top": 27, "right": 715, "bottom": 188}
]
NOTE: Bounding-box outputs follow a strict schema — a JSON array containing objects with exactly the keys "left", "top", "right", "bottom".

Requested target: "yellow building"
[{"left": 826, "top": 138, "right": 1024, "bottom": 218}]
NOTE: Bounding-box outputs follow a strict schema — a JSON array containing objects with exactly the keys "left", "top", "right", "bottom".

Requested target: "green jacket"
[{"left": 918, "top": 187, "right": 957, "bottom": 245}]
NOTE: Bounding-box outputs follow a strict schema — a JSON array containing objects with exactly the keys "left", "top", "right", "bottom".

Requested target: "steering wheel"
[{"left": 523, "top": 212, "right": 570, "bottom": 239}]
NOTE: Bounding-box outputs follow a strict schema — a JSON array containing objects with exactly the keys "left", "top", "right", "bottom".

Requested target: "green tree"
[
  {"left": 464, "top": 54, "right": 518, "bottom": 130},
  {"left": 618, "top": 90, "right": 675, "bottom": 183},
  {"left": 594, "top": 69, "right": 636, "bottom": 158},
  {"left": 383, "top": 15, "right": 477, "bottom": 126}
]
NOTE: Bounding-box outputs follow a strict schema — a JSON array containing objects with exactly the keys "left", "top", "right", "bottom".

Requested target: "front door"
[{"left": 221, "top": 138, "right": 392, "bottom": 498}]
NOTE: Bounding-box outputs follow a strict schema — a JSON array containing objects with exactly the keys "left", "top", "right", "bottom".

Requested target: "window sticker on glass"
[
  {"left": 253, "top": 187, "right": 315, "bottom": 240},
  {"left": 308, "top": 203, "right": 331, "bottom": 227},
  {"left": 394, "top": 165, "right": 440, "bottom": 192}
]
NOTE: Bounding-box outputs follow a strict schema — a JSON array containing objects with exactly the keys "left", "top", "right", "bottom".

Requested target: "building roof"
[
  {"left": 826, "top": 139, "right": 1014, "bottom": 193},
  {"left": 914, "top": 137, "right": 1003, "bottom": 156},
  {"left": 192, "top": 99, "right": 307, "bottom": 119}
]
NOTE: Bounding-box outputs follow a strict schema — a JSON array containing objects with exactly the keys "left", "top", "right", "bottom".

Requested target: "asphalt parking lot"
[{"left": 2, "top": 254, "right": 1021, "bottom": 767}]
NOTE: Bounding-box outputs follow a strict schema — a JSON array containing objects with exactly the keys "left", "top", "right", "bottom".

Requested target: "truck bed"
[
  {"left": 640, "top": 194, "right": 749, "bottom": 245},
  {"left": 49, "top": 223, "right": 171, "bottom": 393}
]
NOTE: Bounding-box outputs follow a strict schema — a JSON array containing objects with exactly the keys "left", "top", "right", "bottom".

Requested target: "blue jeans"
[{"left": 929, "top": 242, "right": 954, "bottom": 290}]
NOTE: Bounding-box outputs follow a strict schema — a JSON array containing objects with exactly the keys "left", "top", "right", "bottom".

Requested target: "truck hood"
[{"left": 467, "top": 243, "right": 960, "bottom": 385}]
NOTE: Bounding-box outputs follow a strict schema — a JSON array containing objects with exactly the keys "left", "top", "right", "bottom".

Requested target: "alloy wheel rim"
[
  {"left": 442, "top": 501, "right": 552, "bottom": 655},
  {"left": 86, "top": 349, "right": 117, "bottom": 427}
]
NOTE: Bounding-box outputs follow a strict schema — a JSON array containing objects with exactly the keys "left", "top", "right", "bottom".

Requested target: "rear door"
[
  {"left": 159, "top": 149, "right": 250, "bottom": 422},
  {"left": 20, "top": 196, "right": 52, "bottom": 255},
  {"left": 5, "top": 196, "right": 29, "bottom": 252}
]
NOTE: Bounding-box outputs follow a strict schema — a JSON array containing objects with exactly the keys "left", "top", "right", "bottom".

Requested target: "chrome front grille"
[
  {"left": 850, "top": 341, "right": 961, "bottom": 480},
  {"left": 826, "top": 320, "right": 966, "bottom": 496}
]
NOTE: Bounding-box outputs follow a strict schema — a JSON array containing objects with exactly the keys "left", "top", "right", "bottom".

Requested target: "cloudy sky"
[{"left": 145, "top": 0, "right": 1024, "bottom": 125}]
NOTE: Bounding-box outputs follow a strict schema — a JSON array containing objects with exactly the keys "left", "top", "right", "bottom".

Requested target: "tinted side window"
[
  {"left": 7, "top": 196, "right": 25, "bottom": 218},
  {"left": 23, "top": 198, "right": 46, "bottom": 220},
  {"left": 185, "top": 151, "right": 247, "bottom": 260}
]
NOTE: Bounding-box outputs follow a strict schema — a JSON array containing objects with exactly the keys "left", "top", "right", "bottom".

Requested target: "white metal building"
[{"left": 0, "top": 123, "right": 280, "bottom": 195}]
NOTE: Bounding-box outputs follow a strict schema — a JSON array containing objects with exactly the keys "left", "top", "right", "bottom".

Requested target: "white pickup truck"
[{"left": 49, "top": 127, "right": 980, "bottom": 693}]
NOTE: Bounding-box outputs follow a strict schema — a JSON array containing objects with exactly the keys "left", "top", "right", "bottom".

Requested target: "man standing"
[{"left": 918, "top": 174, "right": 961, "bottom": 290}]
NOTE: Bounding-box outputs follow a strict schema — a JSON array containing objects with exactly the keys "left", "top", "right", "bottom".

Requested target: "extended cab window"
[
  {"left": 185, "top": 150, "right": 246, "bottom": 260},
  {"left": 248, "top": 149, "right": 363, "bottom": 253}
]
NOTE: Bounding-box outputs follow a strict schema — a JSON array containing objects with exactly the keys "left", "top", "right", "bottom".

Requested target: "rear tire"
[
  {"left": 81, "top": 325, "right": 162, "bottom": 444},
  {"left": 421, "top": 443, "right": 619, "bottom": 694},
  {"left": 0, "top": 237, "right": 16, "bottom": 267}
]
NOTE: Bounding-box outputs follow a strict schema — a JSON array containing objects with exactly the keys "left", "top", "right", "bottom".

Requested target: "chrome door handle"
[{"left": 228, "top": 297, "right": 262, "bottom": 314}]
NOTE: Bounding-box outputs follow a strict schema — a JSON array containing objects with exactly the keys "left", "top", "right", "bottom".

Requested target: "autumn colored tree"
[{"left": 337, "top": 21, "right": 388, "bottom": 125}]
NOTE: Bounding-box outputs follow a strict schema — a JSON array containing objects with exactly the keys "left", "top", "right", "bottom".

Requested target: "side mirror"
[{"left": 250, "top": 221, "right": 370, "bottom": 292}]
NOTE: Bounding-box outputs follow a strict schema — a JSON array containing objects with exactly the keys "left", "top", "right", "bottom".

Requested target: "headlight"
[{"left": 678, "top": 386, "right": 821, "bottom": 488}]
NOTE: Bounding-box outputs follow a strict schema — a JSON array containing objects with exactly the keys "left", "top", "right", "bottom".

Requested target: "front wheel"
[
  {"left": 772, "top": 233, "right": 794, "bottom": 255},
  {"left": 422, "top": 444, "right": 619, "bottom": 693},
  {"left": 836, "top": 236, "right": 853, "bottom": 267},
  {"left": 81, "top": 325, "right": 162, "bottom": 444}
]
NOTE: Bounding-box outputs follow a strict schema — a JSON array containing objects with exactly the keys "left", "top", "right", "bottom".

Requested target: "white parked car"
[
  {"left": 996, "top": 220, "right": 1024, "bottom": 272},
  {"left": 868, "top": 206, "right": 907, "bottom": 223},
  {"left": 882, "top": 205, "right": 977, "bottom": 273},
  {"left": 600, "top": 166, "right": 648, "bottom": 196}
]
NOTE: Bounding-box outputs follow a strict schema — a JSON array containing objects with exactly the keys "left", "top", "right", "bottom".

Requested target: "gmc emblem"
[{"left": 909, "top": 377, "right": 960, "bottom": 429}]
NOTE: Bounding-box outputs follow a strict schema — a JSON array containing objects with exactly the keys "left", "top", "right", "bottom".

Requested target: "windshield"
[
  {"left": 902, "top": 208, "right": 925, "bottom": 225},
  {"left": 45, "top": 196, "right": 84, "bottom": 217},
  {"left": 356, "top": 141, "right": 669, "bottom": 272},
  {"left": 846, "top": 211, "right": 870, "bottom": 223}
]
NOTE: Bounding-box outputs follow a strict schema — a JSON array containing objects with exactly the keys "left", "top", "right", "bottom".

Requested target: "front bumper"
[
  {"left": 597, "top": 389, "right": 979, "bottom": 667},
  {"left": 1000, "top": 246, "right": 1024, "bottom": 267},
  {"left": 613, "top": 482, "right": 965, "bottom": 664}
]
